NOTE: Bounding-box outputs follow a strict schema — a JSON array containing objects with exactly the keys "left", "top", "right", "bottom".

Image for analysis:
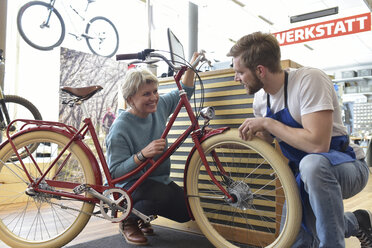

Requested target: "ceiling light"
[
  {"left": 258, "top": 15, "right": 274, "bottom": 25},
  {"left": 363, "top": 0, "right": 372, "bottom": 11},
  {"left": 230, "top": 0, "right": 245, "bottom": 8},
  {"left": 290, "top": 7, "right": 338, "bottom": 23},
  {"left": 228, "top": 38, "right": 237, "bottom": 43},
  {"left": 304, "top": 44, "right": 314, "bottom": 50}
]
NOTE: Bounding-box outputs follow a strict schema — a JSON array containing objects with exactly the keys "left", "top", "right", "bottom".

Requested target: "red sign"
[{"left": 273, "top": 12, "right": 371, "bottom": 46}]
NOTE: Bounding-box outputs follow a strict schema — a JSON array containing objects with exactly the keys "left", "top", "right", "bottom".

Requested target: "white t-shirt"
[{"left": 253, "top": 67, "right": 364, "bottom": 159}]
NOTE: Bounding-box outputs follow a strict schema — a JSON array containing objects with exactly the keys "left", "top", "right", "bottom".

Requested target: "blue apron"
[{"left": 265, "top": 71, "right": 356, "bottom": 229}]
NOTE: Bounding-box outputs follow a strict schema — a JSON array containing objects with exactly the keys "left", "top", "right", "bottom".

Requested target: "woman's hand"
[
  {"left": 141, "top": 138, "right": 166, "bottom": 158},
  {"left": 182, "top": 52, "right": 202, "bottom": 88}
]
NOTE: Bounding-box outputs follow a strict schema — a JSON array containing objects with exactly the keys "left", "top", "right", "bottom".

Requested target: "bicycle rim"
[
  {"left": 85, "top": 16, "right": 119, "bottom": 57},
  {"left": 0, "top": 130, "right": 95, "bottom": 248},
  {"left": 186, "top": 129, "right": 301, "bottom": 248},
  {"left": 0, "top": 95, "right": 42, "bottom": 161},
  {"left": 17, "top": 1, "right": 65, "bottom": 51}
]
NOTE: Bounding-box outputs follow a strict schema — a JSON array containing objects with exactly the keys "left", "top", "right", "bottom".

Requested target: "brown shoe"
[
  {"left": 119, "top": 219, "right": 148, "bottom": 245},
  {"left": 138, "top": 219, "right": 154, "bottom": 236}
]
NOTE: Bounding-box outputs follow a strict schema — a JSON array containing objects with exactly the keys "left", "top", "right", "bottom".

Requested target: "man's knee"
[{"left": 299, "top": 154, "right": 331, "bottom": 182}]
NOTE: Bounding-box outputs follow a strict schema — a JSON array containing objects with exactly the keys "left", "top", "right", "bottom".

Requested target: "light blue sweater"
[{"left": 105, "top": 84, "right": 194, "bottom": 188}]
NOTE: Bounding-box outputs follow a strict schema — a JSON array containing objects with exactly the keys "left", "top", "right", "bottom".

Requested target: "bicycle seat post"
[{"left": 80, "top": 101, "right": 89, "bottom": 118}]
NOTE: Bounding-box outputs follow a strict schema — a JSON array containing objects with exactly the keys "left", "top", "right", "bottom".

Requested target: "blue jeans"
[{"left": 291, "top": 154, "right": 369, "bottom": 248}]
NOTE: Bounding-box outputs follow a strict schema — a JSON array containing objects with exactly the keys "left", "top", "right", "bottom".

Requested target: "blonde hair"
[{"left": 121, "top": 67, "right": 159, "bottom": 104}]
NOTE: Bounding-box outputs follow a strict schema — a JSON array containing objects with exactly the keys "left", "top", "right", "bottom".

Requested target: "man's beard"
[{"left": 246, "top": 73, "right": 263, "bottom": 95}]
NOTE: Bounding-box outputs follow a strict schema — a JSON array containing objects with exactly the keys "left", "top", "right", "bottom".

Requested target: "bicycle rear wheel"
[
  {"left": 0, "top": 95, "right": 42, "bottom": 160},
  {"left": 186, "top": 129, "right": 301, "bottom": 248},
  {"left": 85, "top": 16, "right": 119, "bottom": 58},
  {"left": 0, "top": 130, "right": 96, "bottom": 248},
  {"left": 17, "top": 1, "right": 65, "bottom": 51}
]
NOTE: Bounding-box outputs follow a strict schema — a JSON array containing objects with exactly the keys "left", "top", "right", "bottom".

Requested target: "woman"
[{"left": 105, "top": 54, "right": 198, "bottom": 246}]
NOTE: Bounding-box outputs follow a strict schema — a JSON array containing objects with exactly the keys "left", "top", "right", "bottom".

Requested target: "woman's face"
[{"left": 128, "top": 82, "right": 159, "bottom": 118}]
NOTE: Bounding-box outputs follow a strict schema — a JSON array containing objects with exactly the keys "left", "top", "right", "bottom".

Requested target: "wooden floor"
[
  {"left": 344, "top": 171, "right": 372, "bottom": 247},
  {"left": 64, "top": 175, "right": 372, "bottom": 247},
  {"left": 0, "top": 175, "right": 371, "bottom": 247}
]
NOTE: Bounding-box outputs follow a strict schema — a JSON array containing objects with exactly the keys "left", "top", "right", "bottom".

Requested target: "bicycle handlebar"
[
  {"left": 116, "top": 49, "right": 207, "bottom": 72},
  {"left": 115, "top": 49, "right": 154, "bottom": 61}
]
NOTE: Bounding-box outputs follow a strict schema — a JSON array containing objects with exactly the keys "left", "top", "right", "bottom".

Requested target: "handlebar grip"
[
  {"left": 116, "top": 52, "right": 143, "bottom": 61},
  {"left": 116, "top": 49, "right": 155, "bottom": 61}
]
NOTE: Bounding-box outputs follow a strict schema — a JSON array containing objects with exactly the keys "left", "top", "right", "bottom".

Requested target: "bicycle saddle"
[{"left": 61, "top": 85, "right": 103, "bottom": 101}]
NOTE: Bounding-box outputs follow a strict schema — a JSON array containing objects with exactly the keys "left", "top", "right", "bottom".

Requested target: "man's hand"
[{"left": 238, "top": 117, "right": 268, "bottom": 141}]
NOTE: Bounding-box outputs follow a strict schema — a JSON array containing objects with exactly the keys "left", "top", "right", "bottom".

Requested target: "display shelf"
[
  {"left": 342, "top": 92, "right": 372, "bottom": 96},
  {"left": 332, "top": 76, "right": 372, "bottom": 83}
]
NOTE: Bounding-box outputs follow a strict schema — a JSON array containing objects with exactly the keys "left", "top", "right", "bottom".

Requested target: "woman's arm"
[{"left": 181, "top": 52, "right": 200, "bottom": 88}]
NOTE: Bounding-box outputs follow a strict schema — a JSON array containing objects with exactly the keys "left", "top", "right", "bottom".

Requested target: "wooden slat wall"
[
  {"left": 154, "top": 64, "right": 301, "bottom": 236},
  {"left": 154, "top": 68, "right": 255, "bottom": 232},
  {"left": 158, "top": 69, "right": 254, "bottom": 186}
]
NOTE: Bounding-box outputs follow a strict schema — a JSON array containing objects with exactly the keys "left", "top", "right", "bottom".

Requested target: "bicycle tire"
[
  {"left": 85, "top": 16, "right": 119, "bottom": 58},
  {"left": 186, "top": 129, "right": 301, "bottom": 248},
  {"left": 1, "top": 95, "right": 42, "bottom": 161},
  {"left": 17, "top": 1, "right": 65, "bottom": 51},
  {"left": 0, "top": 130, "right": 96, "bottom": 248}
]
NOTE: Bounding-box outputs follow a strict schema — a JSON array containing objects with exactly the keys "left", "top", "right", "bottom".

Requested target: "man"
[{"left": 227, "top": 31, "right": 372, "bottom": 247}]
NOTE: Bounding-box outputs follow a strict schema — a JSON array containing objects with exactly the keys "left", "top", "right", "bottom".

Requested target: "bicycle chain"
[{"left": 47, "top": 199, "right": 106, "bottom": 220}]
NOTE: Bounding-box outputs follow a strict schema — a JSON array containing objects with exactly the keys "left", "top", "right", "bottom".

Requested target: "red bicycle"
[{"left": 0, "top": 49, "right": 301, "bottom": 248}]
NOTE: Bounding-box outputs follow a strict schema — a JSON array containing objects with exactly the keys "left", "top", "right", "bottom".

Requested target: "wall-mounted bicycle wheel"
[
  {"left": 85, "top": 16, "right": 119, "bottom": 58},
  {"left": 186, "top": 129, "right": 301, "bottom": 248},
  {"left": 17, "top": 1, "right": 65, "bottom": 51},
  {"left": 0, "top": 95, "right": 42, "bottom": 161},
  {"left": 0, "top": 130, "right": 96, "bottom": 248}
]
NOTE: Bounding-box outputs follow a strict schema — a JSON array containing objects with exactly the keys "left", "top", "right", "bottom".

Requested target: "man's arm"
[{"left": 239, "top": 110, "right": 333, "bottom": 153}]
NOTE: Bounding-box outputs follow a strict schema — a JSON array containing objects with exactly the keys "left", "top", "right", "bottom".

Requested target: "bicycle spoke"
[
  {"left": 187, "top": 130, "right": 301, "bottom": 247},
  {"left": 0, "top": 130, "right": 95, "bottom": 247}
]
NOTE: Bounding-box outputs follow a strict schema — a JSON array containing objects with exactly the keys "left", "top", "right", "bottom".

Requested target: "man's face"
[{"left": 232, "top": 56, "right": 263, "bottom": 95}]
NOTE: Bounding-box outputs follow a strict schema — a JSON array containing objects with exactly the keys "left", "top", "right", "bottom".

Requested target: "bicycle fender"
[
  {"left": 1, "top": 126, "right": 103, "bottom": 185},
  {"left": 183, "top": 126, "right": 230, "bottom": 219}
]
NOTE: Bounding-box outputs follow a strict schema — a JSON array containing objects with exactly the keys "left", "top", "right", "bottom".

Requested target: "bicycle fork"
[
  {"left": 190, "top": 131, "right": 235, "bottom": 203},
  {"left": 0, "top": 93, "right": 14, "bottom": 132},
  {"left": 42, "top": 0, "right": 58, "bottom": 28}
]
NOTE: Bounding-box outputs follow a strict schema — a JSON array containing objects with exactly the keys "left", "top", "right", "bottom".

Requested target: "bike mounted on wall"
[{"left": 17, "top": 0, "right": 119, "bottom": 57}]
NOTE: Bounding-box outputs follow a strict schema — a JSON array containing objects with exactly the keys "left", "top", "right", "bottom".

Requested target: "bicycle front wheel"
[
  {"left": 186, "top": 129, "right": 301, "bottom": 248},
  {"left": 85, "top": 16, "right": 119, "bottom": 58},
  {"left": 0, "top": 130, "right": 96, "bottom": 248},
  {"left": 17, "top": 1, "right": 65, "bottom": 51},
  {"left": 0, "top": 95, "right": 42, "bottom": 160}
]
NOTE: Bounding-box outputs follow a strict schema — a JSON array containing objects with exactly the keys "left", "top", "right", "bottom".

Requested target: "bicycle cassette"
[{"left": 99, "top": 188, "right": 132, "bottom": 222}]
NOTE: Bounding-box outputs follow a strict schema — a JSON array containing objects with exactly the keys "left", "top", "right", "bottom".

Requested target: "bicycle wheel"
[
  {"left": 85, "top": 16, "right": 119, "bottom": 58},
  {"left": 0, "top": 95, "right": 42, "bottom": 161},
  {"left": 17, "top": 1, "right": 65, "bottom": 51},
  {"left": 186, "top": 129, "right": 301, "bottom": 248},
  {"left": 0, "top": 130, "right": 96, "bottom": 248}
]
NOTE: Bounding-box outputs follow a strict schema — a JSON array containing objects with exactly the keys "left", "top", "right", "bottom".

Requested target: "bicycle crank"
[
  {"left": 73, "top": 184, "right": 132, "bottom": 222},
  {"left": 98, "top": 188, "right": 132, "bottom": 222}
]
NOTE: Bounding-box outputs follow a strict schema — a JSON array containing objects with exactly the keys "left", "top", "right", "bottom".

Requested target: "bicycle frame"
[
  {"left": 43, "top": 0, "right": 90, "bottom": 37},
  {"left": 0, "top": 89, "right": 10, "bottom": 129},
  {"left": 5, "top": 65, "right": 235, "bottom": 212}
]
